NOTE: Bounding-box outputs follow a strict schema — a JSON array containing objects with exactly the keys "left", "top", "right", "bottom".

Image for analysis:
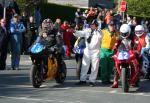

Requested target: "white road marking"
[
  {"left": 109, "top": 90, "right": 118, "bottom": 93},
  {"left": 0, "top": 84, "right": 47, "bottom": 88},
  {"left": 0, "top": 96, "right": 83, "bottom": 103},
  {"left": 80, "top": 89, "right": 150, "bottom": 97},
  {"left": 53, "top": 87, "right": 70, "bottom": 90}
]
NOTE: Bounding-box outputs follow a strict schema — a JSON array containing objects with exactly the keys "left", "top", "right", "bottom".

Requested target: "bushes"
[
  {"left": 16, "top": 0, "right": 26, "bottom": 12},
  {"left": 126, "top": 0, "right": 150, "bottom": 19},
  {"left": 40, "top": 3, "right": 80, "bottom": 22}
]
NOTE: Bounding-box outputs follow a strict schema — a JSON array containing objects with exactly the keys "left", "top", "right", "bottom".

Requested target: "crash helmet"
[
  {"left": 120, "top": 24, "right": 131, "bottom": 39},
  {"left": 42, "top": 18, "right": 54, "bottom": 33},
  {"left": 135, "top": 25, "right": 145, "bottom": 37}
]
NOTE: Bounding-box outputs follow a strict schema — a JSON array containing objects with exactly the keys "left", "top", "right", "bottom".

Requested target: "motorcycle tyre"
[
  {"left": 30, "top": 65, "right": 43, "bottom": 88},
  {"left": 55, "top": 61, "right": 67, "bottom": 84},
  {"left": 76, "top": 58, "right": 82, "bottom": 79},
  {"left": 121, "top": 67, "right": 129, "bottom": 92}
]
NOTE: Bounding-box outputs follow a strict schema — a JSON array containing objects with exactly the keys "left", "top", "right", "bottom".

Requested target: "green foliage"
[
  {"left": 40, "top": 3, "right": 81, "bottom": 22},
  {"left": 126, "top": 0, "right": 150, "bottom": 18},
  {"left": 16, "top": 0, "right": 26, "bottom": 12}
]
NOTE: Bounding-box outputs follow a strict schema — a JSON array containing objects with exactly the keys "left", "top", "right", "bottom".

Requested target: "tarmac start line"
[
  {"left": 0, "top": 95, "right": 86, "bottom": 103},
  {"left": 0, "top": 89, "right": 150, "bottom": 103}
]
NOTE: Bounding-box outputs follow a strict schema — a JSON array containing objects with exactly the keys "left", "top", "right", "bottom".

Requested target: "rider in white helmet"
[
  {"left": 111, "top": 24, "right": 138, "bottom": 88},
  {"left": 134, "top": 25, "right": 150, "bottom": 77},
  {"left": 134, "top": 25, "right": 150, "bottom": 48},
  {"left": 113, "top": 24, "right": 133, "bottom": 52},
  {"left": 134, "top": 25, "right": 146, "bottom": 58},
  {"left": 120, "top": 24, "right": 131, "bottom": 39}
]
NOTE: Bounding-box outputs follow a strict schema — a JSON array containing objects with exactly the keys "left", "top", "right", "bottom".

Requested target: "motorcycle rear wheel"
[
  {"left": 55, "top": 61, "right": 67, "bottom": 84},
  {"left": 30, "top": 65, "right": 43, "bottom": 88}
]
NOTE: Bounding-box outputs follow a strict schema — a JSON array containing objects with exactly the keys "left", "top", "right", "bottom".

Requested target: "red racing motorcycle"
[{"left": 113, "top": 49, "right": 140, "bottom": 92}]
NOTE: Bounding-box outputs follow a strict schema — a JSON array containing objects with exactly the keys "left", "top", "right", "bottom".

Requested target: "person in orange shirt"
[{"left": 87, "top": 7, "right": 96, "bottom": 23}]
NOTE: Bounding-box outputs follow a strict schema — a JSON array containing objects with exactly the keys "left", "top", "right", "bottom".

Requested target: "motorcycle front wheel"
[
  {"left": 76, "top": 57, "right": 82, "bottom": 79},
  {"left": 121, "top": 67, "right": 129, "bottom": 92},
  {"left": 30, "top": 65, "right": 43, "bottom": 88}
]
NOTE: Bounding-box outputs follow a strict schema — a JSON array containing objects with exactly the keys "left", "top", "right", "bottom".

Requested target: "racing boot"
[
  {"left": 111, "top": 73, "right": 119, "bottom": 88},
  {"left": 111, "top": 81, "right": 118, "bottom": 88}
]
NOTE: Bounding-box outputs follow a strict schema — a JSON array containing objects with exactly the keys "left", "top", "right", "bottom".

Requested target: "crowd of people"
[
  {"left": 0, "top": 1, "right": 150, "bottom": 88},
  {"left": 73, "top": 7, "right": 150, "bottom": 87},
  {"left": 0, "top": 0, "right": 41, "bottom": 70}
]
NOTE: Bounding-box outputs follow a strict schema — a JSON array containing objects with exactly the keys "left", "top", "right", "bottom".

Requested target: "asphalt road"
[{"left": 0, "top": 55, "right": 150, "bottom": 103}]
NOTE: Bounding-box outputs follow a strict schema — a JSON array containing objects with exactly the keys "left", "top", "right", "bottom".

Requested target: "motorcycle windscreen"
[
  {"left": 30, "top": 43, "right": 44, "bottom": 53},
  {"left": 118, "top": 51, "right": 129, "bottom": 60}
]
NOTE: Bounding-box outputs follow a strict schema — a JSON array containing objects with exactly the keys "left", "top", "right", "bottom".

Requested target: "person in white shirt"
[{"left": 73, "top": 20, "right": 103, "bottom": 86}]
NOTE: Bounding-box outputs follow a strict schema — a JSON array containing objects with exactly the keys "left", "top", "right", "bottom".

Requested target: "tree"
[
  {"left": 16, "top": 0, "right": 46, "bottom": 16},
  {"left": 16, "top": 0, "right": 26, "bottom": 12},
  {"left": 126, "top": 0, "right": 150, "bottom": 18}
]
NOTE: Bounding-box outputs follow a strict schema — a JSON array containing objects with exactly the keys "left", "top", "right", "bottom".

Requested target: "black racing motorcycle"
[{"left": 29, "top": 36, "right": 67, "bottom": 88}]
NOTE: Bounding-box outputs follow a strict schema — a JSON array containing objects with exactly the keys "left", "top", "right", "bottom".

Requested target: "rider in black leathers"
[{"left": 37, "top": 18, "right": 64, "bottom": 77}]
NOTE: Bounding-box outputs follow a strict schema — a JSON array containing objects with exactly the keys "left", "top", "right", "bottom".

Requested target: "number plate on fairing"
[{"left": 118, "top": 51, "right": 129, "bottom": 60}]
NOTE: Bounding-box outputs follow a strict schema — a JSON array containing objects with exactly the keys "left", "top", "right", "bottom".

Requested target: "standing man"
[
  {"left": 74, "top": 20, "right": 103, "bottom": 86},
  {"left": 28, "top": 16, "right": 38, "bottom": 46},
  {"left": 0, "top": 19, "right": 8, "bottom": 70},
  {"left": 100, "top": 21, "right": 119, "bottom": 84},
  {"left": 10, "top": 14, "right": 26, "bottom": 70},
  {"left": 34, "top": 6, "right": 41, "bottom": 30},
  {"left": 54, "top": 18, "right": 62, "bottom": 33}
]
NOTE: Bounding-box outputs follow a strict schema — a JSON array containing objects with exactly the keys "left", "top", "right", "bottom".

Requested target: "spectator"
[
  {"left": 97, "top": 12, "right": 103, "bottom": 29},
  {"left": 34, "top": 6, "right": 42, "bottom": 29},
  {"left": 74, "top": 20, "right": 103, "bottom": 86},
  {"left": 99, "top": 10, "right": 106, "bottom": 29},
  {"left": 82, "top": 9, "right": 88, "bottom": 19},
  {"left": 74, "top": 8, "right": 83, "bottom": 26},
  {"left": 27, "top": 16, "right": 38, "bottom": 46},
  {"left": 87, "top": 7, "right": 96, "bottom": 23},
  {"left": 82, "top": 10, "right": 88, "bottom": 29},
  {"left": 54, "top": 18, "right": 62, "bottom": 33},
  {"left": 61, "top": 21, "right": 72, "bottom": 58},
  {"left": 10, "top": 14, "right": 26, "bottom": 70},
  {"left": 126, "top": 14, "right": 131, "bottom": 24},
  {"left": 141, "top": 19, "right": 145, "bottom": 26},
  {"left": 21, "top": 11, "right": 28, "bottom": 54},
  {"left": 113, "top": 11, "right": 122, "bottom": 31},
  {"left": 130, "top": 17, "right": 137, "bottom": 41},
  {"left": 100, "top": 21, "right": 119, "bottom": 84},
  {"left": 105, "top": 10, "right": 113, "bottom": 26},
  {"left": 0, "top": 19, "right": 8, "bottom": 70},
  {"left": 144, "top": 20, "right": 149, "bottom": 32},
  {"left": 109, "top": 9, "right": 114, "bottom": 16}
]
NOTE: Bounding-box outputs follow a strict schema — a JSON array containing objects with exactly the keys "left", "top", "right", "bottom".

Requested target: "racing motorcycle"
[
  {"left": 29, "top": 36, "right": 67, "bottom": 88},
  {"left": 73, "top": 37, "right": 86, "bottom": 79},
  {"left": 141, "top": 48, "right": 150, "bottom": 79},
  {"left": 113, "top": 48, "right": 139, "bottom": 92},
  {"left": 73, "top": 37, "right": 91, "bottom": 79}
]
